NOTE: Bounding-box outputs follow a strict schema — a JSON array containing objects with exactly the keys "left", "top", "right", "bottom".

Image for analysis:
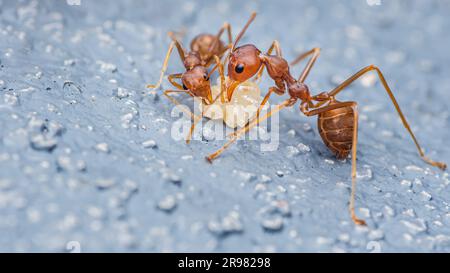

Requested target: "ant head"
[
  {"left": 228, "top": 44, "right": 262, "bottom": 82},
  {"left": 183, "top": 52, "right": 202, "bottom": 70},
  {"left": 182, "top": 66, "right": 213, "bottom": 103}
]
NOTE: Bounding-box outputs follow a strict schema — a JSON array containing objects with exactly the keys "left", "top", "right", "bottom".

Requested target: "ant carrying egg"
[{"left": 148, "top": 12, "right": 266, "bottom": 141}]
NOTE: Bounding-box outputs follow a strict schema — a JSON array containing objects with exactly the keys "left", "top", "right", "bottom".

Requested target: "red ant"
[
  {"left": 206, "top": 34, "right": 447, "bottom": 225},
  {"left": 147, "top": 13, "right": 257, "bottom": 143}
]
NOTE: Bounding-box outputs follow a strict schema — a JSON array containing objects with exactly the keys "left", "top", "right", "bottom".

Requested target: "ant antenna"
[{"left": 232, "top": 12, "right": 257, "bottom": 51}]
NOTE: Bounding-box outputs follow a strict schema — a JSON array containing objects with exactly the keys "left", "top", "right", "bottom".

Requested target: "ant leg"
[
  {"left": 167, "top": 29, "right": 187, "bottom": 42},
  {"left": 227, "top": 82, "right": 284, "bottom": 139},
  {"left": 290, "top": 47, "right": 321, "bottom": 83},
  {"left": 168, "top": 32, "right": 187, "bottom": 63},
  {"left": 163, "top": 89, "right": 205, "bottom": 142},
  {"left": 327, "top": 65, "right": 447, "bottom": 170},
  {"left": 167, "top": 73, "right": 184, "bottom": 90},
  {"left": 302, "top": 101, "right": 367, "bottom": 225},
  {"left": 225, "top": 90, "right": 273, "bottom": 139},
  {"left": 206, "top": 99, "right": 293, "bottom": 162},
  {"left": 147, "top": 39, "right": 187, "bottom": 90},
  {"left": 225, "top": 23, "right": 233, "bottom": 46},
  {"left": 214, "top": 55, "right": 227, "bottom": 104},
  {"left": 349, "top": 103, "right": 366, "bottom": 225},
  {"left": 163, "top": 90, "right": 195, "bottom": 119},
  {"left": 147, "top": 41, "right": 175, "bottom": 90},
  {"left": 209, "top": 22, "right": 233, "bottom": 54},
  {"left": 186, "top": 56, "right": 226, "bottom": 143}
]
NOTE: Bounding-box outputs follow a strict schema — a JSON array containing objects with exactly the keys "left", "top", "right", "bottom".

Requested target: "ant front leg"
[
  {"left": 302, "top": 101, "right": 366, "bottom": 225},
  {"left": 163, "top": 89, "right": 206, "bottom": 144},
  {"left": 167, "top": 73, "right": 184, "bottom": 90},
  {"left": 327, "top": 65, "right": 447, "bottom": 170}
]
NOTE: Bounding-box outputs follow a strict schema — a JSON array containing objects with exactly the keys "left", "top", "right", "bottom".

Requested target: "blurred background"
[{"left": 0, "top": 0, "right": 449, "bottom": 252}]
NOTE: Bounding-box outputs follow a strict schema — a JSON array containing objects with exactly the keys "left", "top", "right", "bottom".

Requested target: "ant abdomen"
[
  {"left": 317, "top": 101, "right": 355, "bottom": 159},
  {"left": 190, "top": 34, "right": 226, "bottom": 64}
]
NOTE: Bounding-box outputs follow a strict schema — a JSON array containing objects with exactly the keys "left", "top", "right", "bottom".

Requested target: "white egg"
[{"left": 194, "top": 77, "right": 269, "bottom": 129}]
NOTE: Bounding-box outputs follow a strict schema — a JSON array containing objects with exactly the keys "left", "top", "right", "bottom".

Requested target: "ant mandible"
[
  {"left": 206, "top": 36, "right": 447, "bottom": 226},
  {"left": 147, "top": 13, "right": 257, "bottom": 143}
]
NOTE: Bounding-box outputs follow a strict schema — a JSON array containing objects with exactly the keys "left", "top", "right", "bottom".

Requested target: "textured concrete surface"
[{"left": 0, "top": 0, "right": 450, "bottom": 253}]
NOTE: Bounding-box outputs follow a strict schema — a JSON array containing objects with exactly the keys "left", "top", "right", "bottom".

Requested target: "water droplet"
[
  {"left": 338, "top": 233, "right": 350, "bottom": 243},
  {"left": 95, "top": 142, "right": 110, "bottom": 153},
  {"left": 402, "top": 208, "right": 416, "bottom": 218},
  {"left": 324, "top": 159, "right": 335, "bottom": 165},
  {"left": 405, "top": 165, "right": 424, "bottom": 173},
  {"left": 260, "top": 175, "right": 272, "bottom": 183},
  {"left": 287, "top": 129, "right": 296, "bottom": 137},
  {"left": 384, "top": 205, "right": 395, "bottom": 217},
  {"left": 58, "top": 214, "right": 78, "bottom": 231},
  {"left": 30, "top": 134, "right": 58, "bottom": 152},
  {"left": 97, "top": 60, "right": 118, "bottom": 73},
  {"left": 208, "top": 211, "right": 243, "bottom": 237},
  {"left": 271, "top": 200, "right": 291, "bottom": 217},
  {"left": 115, "top": 87, "right": 130, "bottom": 99},
  {"left": 56, "top": 156, "right": 86, "bottom": 173},
  {"left": 285, "top": 146, "right": 300, "bottom": 158},
  {"left": 141, "top": 139, "right": 157, "bottom": 149},
  {"left": 160, "top": 168, "right": 182, "bottom": 184},
  {"left": 4, "top": 92, "right": 20, "bottom": 106},
  {"left": 95, "top": 178, "right": 116, "bottom": 190},
  {"left": 254, "top": 183, "right": 267, "bottom": 192},
  {"left": 157, "top": 195, "right": 177, "bottom": 212},
  {"left": 420, "top": 191, "right": 432, "bottom": 201},
  {"left": 368, "top": 230, "right": 384, "bottom": 240},
  {"left": 356, "top": 165, "right": 373, "bottom": 180},
  {"left": 401, "top": 219, "right": 427, "bottom": 235},
  {"left": 359, "top": 207, "right": 371, "bottom": 218},
  {"left": 302, "top": 123, "right": 312, "bottom": 132},
  {"left": 87, "top": 206, "right": 104, "bottom": 219},
  {"left": 233, "top": 170, "right": 256, "bottom": 182},
  {"left": 64, "top": 59, "right": 76, "bottom": 66},
  {"left": 400, "top": 179, "right": 412, "bottom": 188},
  {"left": 261, "top": 216, "right": 283, "bottom": 232},
  {"left": 297, "top": 143, "right": 311, "bottom": 153}
]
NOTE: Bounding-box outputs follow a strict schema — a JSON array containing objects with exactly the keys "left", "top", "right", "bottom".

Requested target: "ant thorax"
[{"left": 193, "top": 77, "right": 269, "bottom": 129}]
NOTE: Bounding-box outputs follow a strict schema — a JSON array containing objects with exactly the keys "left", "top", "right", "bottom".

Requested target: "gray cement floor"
[{"left": 0, "top": 0, "right": 449, "bottom": 252}]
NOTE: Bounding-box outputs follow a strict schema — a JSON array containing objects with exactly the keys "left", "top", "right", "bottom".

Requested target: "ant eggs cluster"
[{"left": 195, "top": 78, "right": 270, "bottom": 129}]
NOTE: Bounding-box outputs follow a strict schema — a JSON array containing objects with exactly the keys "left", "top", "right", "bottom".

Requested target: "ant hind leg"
[
  {"left": 302, "top": 101, "right": 367, "bottom": 225},
  {"left": 327, "top": 65, "right": 446, "bottom": 170}
]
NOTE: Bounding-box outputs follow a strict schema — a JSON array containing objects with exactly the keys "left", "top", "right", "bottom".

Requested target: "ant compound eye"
[
  {"left": 203, "top": 74, "right": 209, "bottom": 81},
  {"left": 235, "top": 64, "right": 244, "bottom": 74}
]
